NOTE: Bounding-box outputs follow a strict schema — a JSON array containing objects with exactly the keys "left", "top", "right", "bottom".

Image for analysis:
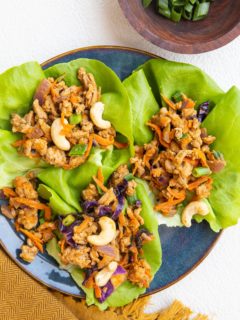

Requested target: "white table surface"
[{"left": 0, "top": 1, "right": 239, "bottom": 319}]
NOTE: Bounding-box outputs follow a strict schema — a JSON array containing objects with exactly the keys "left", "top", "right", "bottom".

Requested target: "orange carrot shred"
[
  {"left": 60, "top": 239, "right": 65, "bottom": 253},
  {"left": 61, "top": 112, "right": 65, "bottom": 126},
  {"left": 92, "top": 176, "right": 108, "bottom": 193},
  {"left": 167, "top": 188, "right": 185, "bottom": 199},
  {"left": 12, "top": 140, "right": 25, "bottom": 147},
  {"left": 84, "top": 134, "right": 93, "bottom": 158},
  {"left": 187, "top": 176, "right": 212, "bottom": 191},
  {"left": 19, "top": 228, "right": 44, "bottom": 253},
  {"left": 197, "top": 150, "right": 208, "bottom": 167},
  {"left": 154, "top": 196, "right": 185, "bottom": 212},
  {"left": 147, "top": 122, "right": 170, "bottom": 148},
  {"left": 97, "top": 167, "right": 104, "bottom": 184},
  {"left": 75, "top": 216, "right": 91, "bottom": 233},
  {"left": 113, "top": 140, "right": 128, "bottom": 149},
  {"left": 132, "top": 162, "right": 139, "bottom": 176},
  {"left": 15, "top": 221, "right": 20, "bottom": 232},
  {"left": 13, "top": 198, "right": 51, "bottom": 220},
  {"left": 161, "top": 95, "right": 176, "bottom": 110},
  {"left": 94, "top": 285, "right": 102, "bottom": 299},
  {"left": 93, "top": 134, "right": 114, "bottom": 146},
  {"left": 2, "top": 187, "right": 17, "bottom": 198}
]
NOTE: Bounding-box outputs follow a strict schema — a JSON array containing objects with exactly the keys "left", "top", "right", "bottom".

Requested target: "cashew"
[
  {"left": 181, "top": 200, "right": 209, "bottom": 228},
  {"left": 95, "top": 261, "right": 118, "bottom": 287},
  {"left": 90, "top": 101, "right": 111, "bottom": 129},
  {"left": 87, "top": 216, "right": 116, "bottom": 246},
  {"left": 51, "top": 118, "right": 71, "bottom": 151}
]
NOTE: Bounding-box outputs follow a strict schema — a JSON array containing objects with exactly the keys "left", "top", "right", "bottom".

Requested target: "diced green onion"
[
  {"left": 96, "top": 185, "right": 103, "bottom": 195},
  {"left": 172, "top": 91, "right": 183, "bottom": 102},
  {"left": 39, "top": 217, "right": 45, "bottom": 225},
  {"left": 144, "top": 0, "right": 212, "bottom": 23},
  {"left": 124, "top": 173, "right": 134, "bottom": 181},
  {"left": 142, "top": 0, "right": 153, "bottom": 8},
  {"left": 180, "top": 133, "right": 188, "bottom": 140},
  {"left": 192, "top": 1, "right": 210, "bottom": 21},
  {"left": 69, "top": 114, "right": 82, "bottom": 125},
  {"left": 53, "top": 229, "right": 63, "bottom": 241},
  {"left": 213, "top": 150, "right": 223, "bottom": 160},
  {"left": 62, "top": 214, "right": 75, "bottom": 227},
  {"left": 127, "top": 194, "right": 138, "bottom": 205},
  {"left": 192, "top": 167, "right": 212, "bottom": 177},
  {"left": 69, "top": 144, "right": 87, "bottom": 156}
]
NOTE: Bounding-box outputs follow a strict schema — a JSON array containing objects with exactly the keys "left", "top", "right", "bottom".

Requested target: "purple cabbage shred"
[
  {"left": 58, "top": 217, "right": 81, "bottom": 248},
  {"left": 197, "top": 101, "right": 210, "bottom": 123}
]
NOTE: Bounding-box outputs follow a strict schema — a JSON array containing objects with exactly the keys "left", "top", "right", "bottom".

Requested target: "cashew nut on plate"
[
  {"left": 181, "top": 200, "right": 209, "bottom": 228},
  {"left": 87, "top": 216, "right": 116, "bottom": 246},
  {"left": 95, "top": 261, "right": 118, "bottom": 287},
  {"left": 90, "top": 101, "right": 111, "bottom": 129},
  {"left": 51, "top": 118, "right": 71, "bottom": 151}
]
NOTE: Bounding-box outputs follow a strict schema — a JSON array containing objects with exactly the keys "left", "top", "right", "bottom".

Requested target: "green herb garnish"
[{"left": 69, "top": 144, "right": 87, "bottom": 156}]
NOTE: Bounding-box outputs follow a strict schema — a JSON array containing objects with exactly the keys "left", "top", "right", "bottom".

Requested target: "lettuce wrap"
[
  {"left": 0, "top": 60, "right": 133, "bottom": 191},
  {"left": 47, "top": 178, "right": 162, "bottom": 310},
  {"left": 123, "top": 58, "right": 240, "bottom": 231}
]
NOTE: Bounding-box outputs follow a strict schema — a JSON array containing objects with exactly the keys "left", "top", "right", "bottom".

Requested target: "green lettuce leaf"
[
  {"left": 37, "top": 184, "right": 77, "bottom": 215},
  {"left": 138, "top": 58, "right": 224, "bottom": 107},
  {"left": 202, "top": 86, "right": 240, "bottom": 229},
  {"left": 123, "top": 69, "right": 159, "bottom": 145},
  {"left": 46, "top": 178, "right": 161, "bottom": 309},
  {"left": 0, "top": 62, "right": 45, "bottom": 130},
  {"left": 44, "top": 58, "right": 133, "bottom": 153},
  {"left": 38, "top": 147, "right": 130, "bottom": 211},
  {"left": 0, "top": 129, "right": 47, "bottom": 188}
]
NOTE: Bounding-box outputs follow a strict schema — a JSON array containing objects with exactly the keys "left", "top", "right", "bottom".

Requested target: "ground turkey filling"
[
  {"left": 11, "top": 68, "right": 118, "bottom": 169},
  {"left": 130, "top": 94, "right": 226, "bottom": 216}
]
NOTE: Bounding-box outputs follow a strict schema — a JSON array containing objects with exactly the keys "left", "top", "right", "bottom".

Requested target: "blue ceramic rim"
[{"left": 0, "top": 45, "right": 222, "bottom": 298}]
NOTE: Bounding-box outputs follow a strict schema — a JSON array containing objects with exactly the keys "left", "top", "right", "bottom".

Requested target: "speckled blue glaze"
[{"left": 0, "top": 47, "right": 220, "bottom": 298}]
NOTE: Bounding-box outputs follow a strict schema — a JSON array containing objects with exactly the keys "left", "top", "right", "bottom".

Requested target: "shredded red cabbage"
[
  {"left": 98, "top": 206, "right": 112, "bottom": 217},
  {"left": 197, "top": 101, "right": 210, "bottom": 122},
  {"left": 112, "top": 179, "right": 128, "bottom": 220},
  {"left": 82, "top": 200, "right": 98, "bottom": 213},
  {"left": 58, "top": 217, "right": 81, "bottom": 248},
  {"left": 135, "top": 228, "right": 152, "bottom": 249}
]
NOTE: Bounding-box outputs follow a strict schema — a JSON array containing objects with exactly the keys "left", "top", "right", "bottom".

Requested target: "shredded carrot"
[
  {"left": 118, "top": 211, "right": 126, "bottom": 226},
  {"left": 154, "top": 196, "right": 185, "bottom": 212},
  {"left": 19, "top": 228, "right": 44, "bottom": 253},
  {"left": 13, "top": 197, "right": 51, "bottom": 220},
  {"left": 182, "top": 94, "right": 196, "bottom": 108},
  {"left": 84, "top": 272, "right": 96, "bottom": 289},
  {"left": 132, "top": 162, "right": 139, "bottom": 176},
  {"left": 75, "top": 216, "right": 92, "bottom": 233},
  {"left": 84, "top": 134, "right": 93, "bottom": 158},
  {"left": 70, "top": 94, "right": 79, "bottom": 104},
  {"left": 97, "top": 167, "right": 104, "bottom": 184},
  {"left": 12, "top": 140, "right": 25, "bottom": 147},
  {"left": 93, "top": 134, "right": 114, "bottom": 146},
  {"left": 187, "top": 176, "right": 212, "bottom": 191},
  {"left": 61, "top": 112, "right": 65, "bottom": 126},
  {"left": 15, "top": 221, "right": 20, "bottom": 232},
  {"left": 113, "top": 140, "right": 128, "bottom": 149},
  {"left": 143, "top": 154, "right": 151, "bottom": 169},
  {"left": 94, "top": 285, "right": 102, "bottom": 299},
  {"left": 147, "top": 122, "right": 170, "bottom": 148},
  {"left": 92, "top": 176, "right": 108, "bottom": 193},
  {"left": 161, "top": 95, "right": 176, "bottom": 110},
  {"left": 197, "top": 150, "right": 208, "bottom": 167},
  {"left": 60, "top": 239, "right": 65, "bottom": 253},
  {"left": 167, "top": 188, "right": 185, "bottom": 199},
  {"left": 184, "top": 157, "right": 199, "bottom": 167},
  {"left": 2, "top": 187, "right": 17, "bottom": 198}
]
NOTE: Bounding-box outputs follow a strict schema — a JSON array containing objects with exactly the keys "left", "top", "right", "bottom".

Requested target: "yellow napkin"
[{"left": 0, "top": 247, "right": 208, "bottom": 320}]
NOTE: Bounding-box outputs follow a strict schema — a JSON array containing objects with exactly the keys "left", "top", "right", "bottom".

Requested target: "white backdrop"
[{"left": 0, "top": 1, "right": 239, "bottom": 319}]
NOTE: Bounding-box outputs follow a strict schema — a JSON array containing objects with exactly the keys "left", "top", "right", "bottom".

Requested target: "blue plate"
[{"left": 0, "top": 46, "right": 221, "bottom": 297}]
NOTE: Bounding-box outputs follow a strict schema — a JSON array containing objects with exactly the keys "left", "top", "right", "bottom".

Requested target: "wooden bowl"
[{"left": 118, "top": 0, "right": 240, "bottom": 54}]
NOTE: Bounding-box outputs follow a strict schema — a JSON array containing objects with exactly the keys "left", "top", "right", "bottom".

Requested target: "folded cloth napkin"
[
  {"left": 0, "top": 247, "right": 77, "bottom": 320},
  {"left": 0, "top": 246, "right": 208, "bottom": 320}
]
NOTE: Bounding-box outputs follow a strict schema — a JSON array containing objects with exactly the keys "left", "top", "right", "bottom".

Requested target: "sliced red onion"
[
  {"left": 33, "top": 79, "right": 51, "bottom": 106},
  {"left": 197, "top": 101, "right": 210, "bottom": 123},
  {"left": 95, "top": 245, "right": 116, "bottom": 257},
  {"left": 135, "top": 228, "right": 153, "bottom": 249},
  {"left": 58, "top": 217, "right": 81, "bottom": 248},
  {"left": 114, "top": 179, "right": 128, "bottom": 197}
]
